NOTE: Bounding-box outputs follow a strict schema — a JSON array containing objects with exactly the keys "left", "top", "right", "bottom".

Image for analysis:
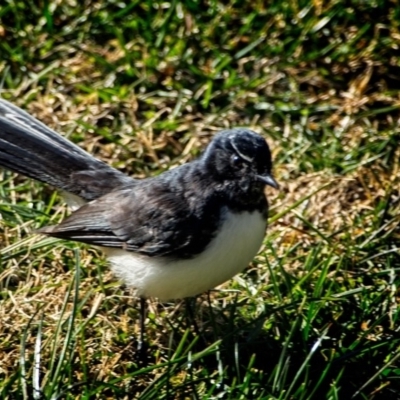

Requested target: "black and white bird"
[{"left": 0, "top": 98, "right": 278, "bottom": 303}]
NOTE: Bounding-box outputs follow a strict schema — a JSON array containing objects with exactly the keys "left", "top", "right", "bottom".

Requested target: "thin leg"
[
  {"left": 207, "top": 291, "right": 217, "bottom": 341},
  {"left": 137, "top": 297, "right": 147, "bottom": 363},
  {"left": 185, "top": 297, "right": 201, "bottom": 337}
]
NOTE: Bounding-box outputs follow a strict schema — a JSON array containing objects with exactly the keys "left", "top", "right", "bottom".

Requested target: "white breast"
[{"left": 105, "top": 210, "right": 267, "bottom": 301}]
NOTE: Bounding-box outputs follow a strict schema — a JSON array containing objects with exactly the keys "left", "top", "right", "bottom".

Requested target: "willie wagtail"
[{"left": 0, "top": 98, "right": 278, "bottom": 302}]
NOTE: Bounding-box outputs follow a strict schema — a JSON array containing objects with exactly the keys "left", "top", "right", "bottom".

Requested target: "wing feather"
[{"left": 39, "top": 170, "right": 222, "bottom": 258}]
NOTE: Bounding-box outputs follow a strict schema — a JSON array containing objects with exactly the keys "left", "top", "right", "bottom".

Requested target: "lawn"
[{"left": 0, "top": 0, "right": 400, "bottom": 398}]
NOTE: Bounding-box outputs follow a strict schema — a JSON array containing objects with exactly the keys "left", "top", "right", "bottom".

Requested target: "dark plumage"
[
  {"left": 0, "top": 98, "right": 278, "bottom": 300},
  {"left": 38, "top": 129, "right": 276, "bottom": 258}
]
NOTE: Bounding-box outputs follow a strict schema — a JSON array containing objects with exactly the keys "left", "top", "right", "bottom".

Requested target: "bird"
[{"left": 0, "top": 98, "right": 278, "bottom": 353}]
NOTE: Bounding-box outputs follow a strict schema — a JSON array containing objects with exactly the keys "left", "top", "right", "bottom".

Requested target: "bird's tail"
[{"left": 0, "top": 98, "right": 133, "bottom": 201}]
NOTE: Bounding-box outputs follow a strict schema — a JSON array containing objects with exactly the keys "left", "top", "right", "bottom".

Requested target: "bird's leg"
[
  {"left": 137, "top": 297, "right": 147, "bottom": 364},
  {"left": 185, "top": 297, "right": 201, "bottom": 338}
]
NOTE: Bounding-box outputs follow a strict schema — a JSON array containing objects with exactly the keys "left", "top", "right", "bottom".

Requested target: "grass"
[{"left": 1, "top": 0, "right": 400, "bottom": 398}]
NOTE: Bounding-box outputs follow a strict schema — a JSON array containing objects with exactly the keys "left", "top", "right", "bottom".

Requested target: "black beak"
[{"left": 257, "top": 173, "right": 279, "bottom": 189}]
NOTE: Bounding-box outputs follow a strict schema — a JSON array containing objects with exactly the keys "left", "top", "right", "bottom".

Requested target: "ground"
[{"left": 0, "top": 1, "right": 400, "bottom": 398}]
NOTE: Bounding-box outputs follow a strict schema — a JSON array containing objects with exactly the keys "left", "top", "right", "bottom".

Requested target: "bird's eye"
[{"left": 232, "top": 155, "right": 243, "bottom": 167}]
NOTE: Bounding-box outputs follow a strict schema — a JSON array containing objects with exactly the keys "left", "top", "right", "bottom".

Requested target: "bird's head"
[{"left": 202, "top": 128, "right": 278, "bottom": 191}]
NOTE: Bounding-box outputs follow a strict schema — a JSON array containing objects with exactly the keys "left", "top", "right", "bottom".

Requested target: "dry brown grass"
[{"left": 1, "top": 1, "right": 400, "bottom": 397}]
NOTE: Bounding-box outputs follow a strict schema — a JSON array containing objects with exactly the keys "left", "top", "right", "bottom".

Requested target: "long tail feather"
[{"left": 0, "top": 99, "right": 134, "bottom": 201}]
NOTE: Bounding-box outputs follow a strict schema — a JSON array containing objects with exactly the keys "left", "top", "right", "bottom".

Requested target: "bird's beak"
[{"left": 257, "top": 173, "right": 279, "bottom": 189}]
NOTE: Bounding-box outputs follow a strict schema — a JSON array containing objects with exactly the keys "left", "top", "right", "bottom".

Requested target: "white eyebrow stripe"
[{"left": 230, "top": 139, "right": 254, "bottom": 163}]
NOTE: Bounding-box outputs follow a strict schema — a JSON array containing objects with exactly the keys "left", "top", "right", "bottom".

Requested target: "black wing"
[{"left": 39, "top": 172, "right": 222, "bottom": 258}]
